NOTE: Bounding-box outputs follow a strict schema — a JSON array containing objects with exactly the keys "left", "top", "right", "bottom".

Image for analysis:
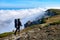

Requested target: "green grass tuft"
[{"left": 0, "top": 32, "right": 13, "bottom": 38}]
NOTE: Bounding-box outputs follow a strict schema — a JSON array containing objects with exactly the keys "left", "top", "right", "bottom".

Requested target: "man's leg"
[
  {"left": 14, "top": 28, "right": 17, "bottom": 35},
  {"left": 17, "top": 26, "right": 20, "bottom": 35},
  {"left": 18, "top": 29, "right": 20, "bottom": 33}
]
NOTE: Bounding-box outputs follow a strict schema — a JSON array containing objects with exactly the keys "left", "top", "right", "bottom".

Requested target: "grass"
[
  {"left": 46, "top": 15, "right": 60, "bottom": 23},
  {"left": 49, "top": 20, "right": 60, "bottom": 25},
  {"left": 43, "top": 20, "right": 60, "bottom": 28},
  {"left": 20, "top": 24, "right": 41, "bottom": 33},
  {"left": 47, "top": 9, "right": 60, "bottom": 15},
  {"left": 0, "top": 32, "right": 13, "bottom": 38}
]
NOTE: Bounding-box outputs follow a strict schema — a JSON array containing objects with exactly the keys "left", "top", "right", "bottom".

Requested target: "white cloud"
[
  {"left": 0, "top": 7, "right": 46, "bottom": 33},
  {"left": 46, "top": 7, "right": 60, "bottom": 9}
]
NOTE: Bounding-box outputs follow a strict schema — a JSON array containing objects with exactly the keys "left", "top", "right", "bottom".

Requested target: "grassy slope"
[
  {"left": 0, "top": 32, "right": 13, "bottom": 38},
  {"left": 47, "top": 9, "right": 60, "bottom": 15}
]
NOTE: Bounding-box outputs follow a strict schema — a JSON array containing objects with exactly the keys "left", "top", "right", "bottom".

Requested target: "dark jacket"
[
  {"left": 15, "top": 19, "right": 22, "bottom": 28},
  {"left": 18, "top": 19, "right": 22, "bottom": 26},
  {"left": 15, "top": 19, "right": 18, "bottom": 28}
]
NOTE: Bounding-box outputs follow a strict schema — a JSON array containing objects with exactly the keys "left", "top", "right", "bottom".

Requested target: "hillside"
[
  {"left": 46, "top": 9, "right": 60, "bottom": 15},
  {"left": 0, "top": 9, "right": 60, "bottom": 40},
  {"left": 20, "top": 9, "right": 60, "bottom": 40}
]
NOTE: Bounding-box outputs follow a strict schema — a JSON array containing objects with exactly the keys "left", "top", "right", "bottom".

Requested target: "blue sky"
[{"left": 0, "top": 0, "right": 60, "bottom": 8}]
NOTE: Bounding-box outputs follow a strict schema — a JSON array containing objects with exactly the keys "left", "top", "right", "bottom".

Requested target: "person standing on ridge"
[{"left": 14, "top": 18, "right": 22, "bottom": 35}]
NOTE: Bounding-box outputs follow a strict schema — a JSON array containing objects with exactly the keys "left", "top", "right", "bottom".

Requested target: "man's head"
[{"left": 18, "top": 18, "right": 20, "bottom": 21}]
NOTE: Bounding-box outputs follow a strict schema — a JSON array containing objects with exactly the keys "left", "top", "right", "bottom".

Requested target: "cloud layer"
[{"left": 0, "top": 8, "right": 46, "bottom": 33}]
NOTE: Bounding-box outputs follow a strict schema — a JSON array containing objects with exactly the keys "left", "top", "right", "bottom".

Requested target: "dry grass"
[
  {"left": 20, "top": 24, "right": 41, "bottom": 33},
  {"left": 46, "top": 15, "right": 60, "bottom": 23}
]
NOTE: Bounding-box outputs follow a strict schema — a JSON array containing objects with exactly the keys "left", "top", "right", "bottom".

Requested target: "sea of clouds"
[{"left": 0, "top": 7, "right": 46, "bottom": 33}]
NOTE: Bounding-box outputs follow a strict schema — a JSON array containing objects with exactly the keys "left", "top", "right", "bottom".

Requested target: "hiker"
[{"left": 14, "top": 18, "right": 22, "bottom": 35}]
